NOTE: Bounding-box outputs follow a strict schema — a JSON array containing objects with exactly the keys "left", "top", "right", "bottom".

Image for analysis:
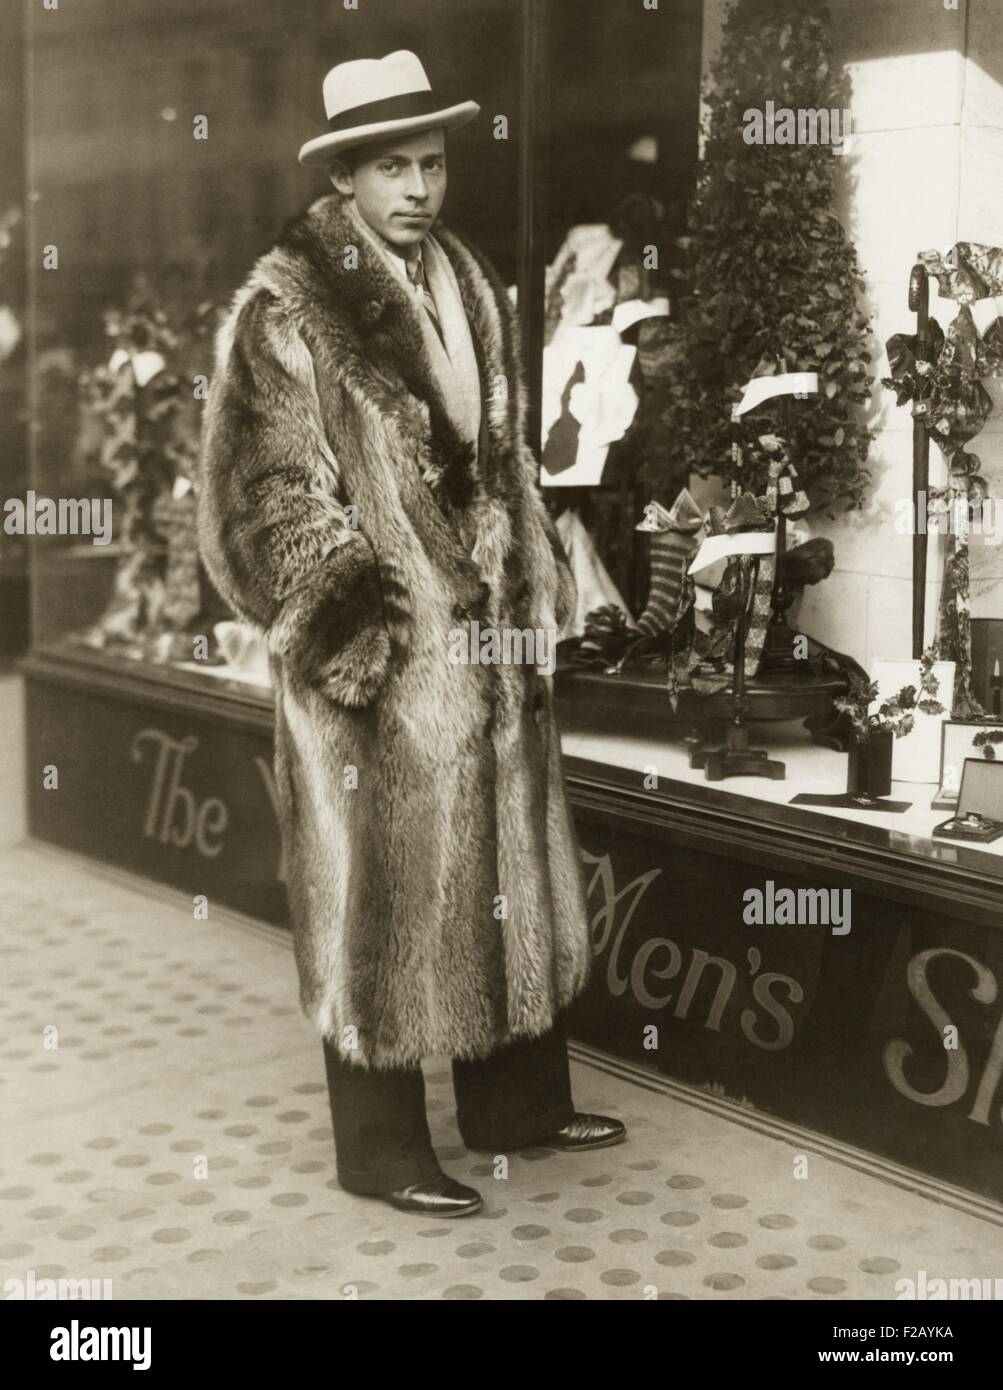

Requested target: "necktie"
[
  {"left": 541, "top": 360, "right": 585, "bottom": 478},
  {"left": 406, "top": 255, "right": 446, "bottom": 349}
]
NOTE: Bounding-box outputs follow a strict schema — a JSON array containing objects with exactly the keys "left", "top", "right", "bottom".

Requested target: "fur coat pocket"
[{"left": 267, "top": 532, "right": 392, "bottom": 709}]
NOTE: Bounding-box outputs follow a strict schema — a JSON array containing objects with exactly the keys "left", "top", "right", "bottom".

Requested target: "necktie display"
[
  {"left": 407, "top": 255, "right": 446, "bottom": 348},
  {"left": 541, "top": 361, "right": 585, "bottom": 477}
]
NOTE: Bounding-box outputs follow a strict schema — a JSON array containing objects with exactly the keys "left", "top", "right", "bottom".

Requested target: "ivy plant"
[{"left": 649, "top": 0, "right": 874, "bottom": 511}]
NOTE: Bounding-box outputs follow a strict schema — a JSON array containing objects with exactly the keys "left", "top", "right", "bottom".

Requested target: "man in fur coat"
[{"left": 196, "top": 51, "right": 626, "bottom": 1217}]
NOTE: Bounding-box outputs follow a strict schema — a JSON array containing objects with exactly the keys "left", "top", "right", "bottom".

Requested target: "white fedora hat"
[{"left": 298, "top": 50, "right": 480, "bottom": 167}]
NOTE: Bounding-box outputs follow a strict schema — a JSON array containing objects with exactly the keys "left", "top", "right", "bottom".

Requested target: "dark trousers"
[{"left": 322, "top": 1014, "right": 576, "bottom": 1196}]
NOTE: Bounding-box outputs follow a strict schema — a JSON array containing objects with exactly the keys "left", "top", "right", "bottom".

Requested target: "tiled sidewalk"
[{"left": 1, "top": 840, "right": 1001, "bottom": 1302}]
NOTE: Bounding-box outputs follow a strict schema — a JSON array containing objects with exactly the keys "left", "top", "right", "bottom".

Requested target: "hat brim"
[{"left": 298, "top": 101, "right": 480, "bottom": 167}]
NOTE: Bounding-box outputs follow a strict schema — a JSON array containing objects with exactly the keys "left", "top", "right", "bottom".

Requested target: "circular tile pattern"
[
  {"left": 565, "top": 1208, "right": 603, "bottom": 1224},
  {"left": 807, "top": 1276, "right": 847, "bottom": 1295},
  {"left": 56, "top": 1225, "right": 97, "bottom": 1241},
  {"left": 609, "top": 1229, "right": 647, "bottom": 1245},
  {"left": 759, "top": 1213, "right": 797, "bottom": 1230},
  {"left": 661, "top": 1211, "right": 700, "bottom": 1227},
  {"left": 808, "top": 1234, "right": 846, "bottom": 1251},
  {"left": 756, "top": 1253, "right": 797, "bottom": 1270},
  {"left": 655, "top": 1250, "right": 695, "bottom": 1267}
]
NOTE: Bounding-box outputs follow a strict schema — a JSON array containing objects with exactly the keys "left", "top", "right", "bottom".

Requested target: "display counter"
[{"left": 556, "top": 697, "right": 1003, "bottom": 1213}]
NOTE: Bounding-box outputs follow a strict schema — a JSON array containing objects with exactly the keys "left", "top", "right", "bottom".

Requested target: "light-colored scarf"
[
  {"left": 344, "top": 200, "right": 482, "bottom": 450},
  {"left": 419, "top": 232, "right": 483, "bottom": 451}
]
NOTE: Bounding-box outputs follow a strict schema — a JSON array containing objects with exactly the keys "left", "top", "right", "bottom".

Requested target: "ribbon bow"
[
  {"left": 635, "top": 489, "right": 705, "bottom": 536},
  {"left": 931, "top": 449, "right": 989, "bottom": 521},
  {"left": 709, "top": 492, "right": 774, "bottom": 536}
]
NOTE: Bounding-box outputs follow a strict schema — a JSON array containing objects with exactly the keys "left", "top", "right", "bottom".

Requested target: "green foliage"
[
  {"left": 834, "top": 646, "right": 945, "bottom": 738},
  {"left": 655, "top": 0, "right": 873, "bottom": 510}
]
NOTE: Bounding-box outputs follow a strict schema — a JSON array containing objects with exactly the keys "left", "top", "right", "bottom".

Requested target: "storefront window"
[
  {"left": 23, "top": 0, "right": 520, "bottom": 685},
  {"left": 540, "top": 0, "right": 704, "bottom": 615}
]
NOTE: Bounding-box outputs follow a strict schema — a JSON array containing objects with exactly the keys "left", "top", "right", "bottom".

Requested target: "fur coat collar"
[{"left": 222, "top": 192, "right": 560, "bottom": 609}]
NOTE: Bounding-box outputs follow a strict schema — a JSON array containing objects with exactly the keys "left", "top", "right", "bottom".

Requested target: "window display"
[
  {"left": 20, "top": 0, "right": 1003, "bottom": 862},
  {"left": 23, "top": 0, "right": 521, "bottom": 691}
]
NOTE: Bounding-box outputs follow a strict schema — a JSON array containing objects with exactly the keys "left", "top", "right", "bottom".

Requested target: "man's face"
[{"left": 331, "top": 129, "right": 447, "bottom": 253}]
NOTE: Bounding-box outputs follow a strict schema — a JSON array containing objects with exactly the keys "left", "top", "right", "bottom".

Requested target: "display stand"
[
  {"left": 687, "top": 553, "right": 786, "bottom": 781},
  {"left": 909, "top": 261, "right": 931, "bottom": 659}
]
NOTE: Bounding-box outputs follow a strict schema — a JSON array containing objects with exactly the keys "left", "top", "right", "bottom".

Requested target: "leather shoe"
[
  {"left": 543, "top": 1112, "right": 627, "bottom": 1151},
  {"left": 386, "top": 1172, "right": 484, "bottom": 1217}
]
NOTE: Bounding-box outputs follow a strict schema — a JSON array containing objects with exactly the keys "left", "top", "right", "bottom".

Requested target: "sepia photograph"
[{"left": 2, "top": 0, "right": 1003, "bottom": 1346}]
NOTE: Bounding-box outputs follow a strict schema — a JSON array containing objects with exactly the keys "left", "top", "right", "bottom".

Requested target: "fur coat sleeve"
[{"left": 197, "top": 289, "right": 397, "bottom": 708}]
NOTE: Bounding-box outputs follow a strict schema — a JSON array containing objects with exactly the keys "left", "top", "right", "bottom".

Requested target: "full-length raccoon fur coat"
[{"left": 196, "top": 191, "right": 593, "bottom": 1068}]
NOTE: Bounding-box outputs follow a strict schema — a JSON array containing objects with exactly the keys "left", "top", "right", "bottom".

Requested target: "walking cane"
[{"left": 908, "top": 262, "right": 931, "bottom": 659}]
